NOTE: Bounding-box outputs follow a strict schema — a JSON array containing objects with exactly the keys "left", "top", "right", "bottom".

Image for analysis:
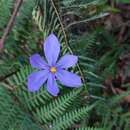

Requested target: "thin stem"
[
  {"left": 0, "top": 0, "right": 23, "bottom": 51},
  {"left": 50, "top": 0, "right": 87, "bottom": 90},
  {"left": 65, "top": 13, "right": 109, "bottom": 30}
]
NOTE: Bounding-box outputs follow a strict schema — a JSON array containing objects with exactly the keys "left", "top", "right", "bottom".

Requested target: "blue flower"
[{"left": 27, "top": 34, "right": 82, "bottom": 96}]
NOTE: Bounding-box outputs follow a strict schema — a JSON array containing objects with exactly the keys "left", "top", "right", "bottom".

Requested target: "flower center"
[{"left": 50, "top": 67, "right": 57, "bottom": 73}]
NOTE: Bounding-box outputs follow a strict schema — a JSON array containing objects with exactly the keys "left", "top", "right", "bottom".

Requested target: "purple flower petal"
[
  {"left": 57, "top": 55, "right": 78, "bottom": 69},
  {"left": 44, "top": 34, "right": 60, "bottom": 65},
  {"left": 56, "top": 69, "right": 82, "bottom": 87},
  {"left": 47, "top": 74, "right": 59, "bottom": 96},
  {"left": 30, "top": 54, "right": 48, "bottom": 69},
  {"left": 27, "top": 70, "right": 49, "bottom": 92}
]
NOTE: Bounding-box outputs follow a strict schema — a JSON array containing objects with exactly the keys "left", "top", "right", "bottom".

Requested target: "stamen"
[{"left": 50, "top": 67, "right": 57, "bottom": 73}]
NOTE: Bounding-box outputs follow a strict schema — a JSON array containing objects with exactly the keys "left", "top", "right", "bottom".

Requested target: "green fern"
[
  {"left": 33, "top": 89, "right": 82, "bottom": 123},
  {"left": 1, "top": 0, "right": 130, "bottom": 130},
  {"left": 51, "top": 104, "right": 96, "bottom": 130},
  {"left": 0, "top": 86, "right": 42, "bottom": 130},
  {"left": 0, "top": 0, "right": 14, "bottom": 30},
  {"left": 75, "top": 127, "right": 105, "bottom": 130}
]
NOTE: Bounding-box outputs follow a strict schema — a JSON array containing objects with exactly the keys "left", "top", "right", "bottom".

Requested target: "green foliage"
[
  {"left": 34, "top": 89, "right": 82, "bottom": 123},
  {"left": 117, "top": 0, "right": 130, "bottom": 3},
  {"left": 52, "top": 105, "right": 95, "bottom": 130},
  {"left": 0, "top": 87, "right": 42, "bottom": 130},
  {"left": 0, "top": 0, "right": 37, "bottom": 77},
  {"left": 0, "top": 0, "right": 14, "bottom": 30},
  {"left": 75, "top": 128, "right": 104, "bottom": 130},
  {"left": 0, "top": 0, "right": 130, "bottom": 130}
]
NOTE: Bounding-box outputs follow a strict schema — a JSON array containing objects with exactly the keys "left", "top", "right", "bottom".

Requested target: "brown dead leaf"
[{"left": 115, "top": 88, "right": 130, "bottom": 103}]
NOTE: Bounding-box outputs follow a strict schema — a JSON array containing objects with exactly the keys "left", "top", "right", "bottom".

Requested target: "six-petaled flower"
[{"left": 27, "top": 34, "right": 82, "bottom": 96}]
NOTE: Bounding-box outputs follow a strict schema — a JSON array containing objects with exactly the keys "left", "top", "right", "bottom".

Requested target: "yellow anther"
[{"left": 50, "top": 67, "right": 57, "bottom": 73}]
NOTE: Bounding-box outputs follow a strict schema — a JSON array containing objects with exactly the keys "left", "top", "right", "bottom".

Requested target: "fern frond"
[
  {"left": 75, "top": 127, "right": 105, "bottom": 130},
  {"left": 51, "top": 104, "right": 95, "bottom": 130},
  {"left": 0, "top": 86, "right": 42, "bottom": 130},
  {"left": 32, "top": 0, "right": 88, "bottom": 94},
  {"left": 34, "top": 89, "right": 82, "bottom": 123},
  {"left": 0, "top": 0, "right": 14, "bottom": 30},
  {"left": 2, "top": 65, "right": 53, "bottom": 110}
]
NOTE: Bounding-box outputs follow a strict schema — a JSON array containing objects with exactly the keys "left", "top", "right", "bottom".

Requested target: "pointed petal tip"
[
  {"left": 28, "top": 85, "right": 38, "bottom": 92},
  {"left": 47, "top": 87, "right": 60, "bottom": 96},
  {"left": 47, "top": 33, "right": 59, "bottom": 42},
  {"left": 29, "top": 53, "right": 48, "bottom": 69},
  {"left": 27, "top": 78, "right": 38, "bottom": 92},
  {"left": 50, "top": 92, "right": 59, "bottom": 97},
  {"left": 27, "top": 75, "right": 39, "bottom": 92},
  {"left": 47, "top": 74, "right": 60, "bottom": 96},
  {"left": 44, "top": 33, "right": 60, "bottom": 65},
  {"left": 49, "top": 33, "right": 57, "bottom": 37},
  {"left": 57, "top": 55, "right": 78, "bottom": 69},
  {"left": 56, "top": 69, "right": 82, "bottom": 88},
  {"left": 27, "top": 70, "right": 49, "bottom": 92},
  {"left": 75, "top": 79, "right": 82, "bottom": 87}
]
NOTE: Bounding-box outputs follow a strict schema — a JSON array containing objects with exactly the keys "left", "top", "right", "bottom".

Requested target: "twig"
[
  {"left": 65, "top": 13, "right": 109, "bottom": 30},
  {"left": 50, "top": 0, "right": 89, "bottom": 94},
  {"left": 0, "top": 0, "right": 23, "bottom": 51}
]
